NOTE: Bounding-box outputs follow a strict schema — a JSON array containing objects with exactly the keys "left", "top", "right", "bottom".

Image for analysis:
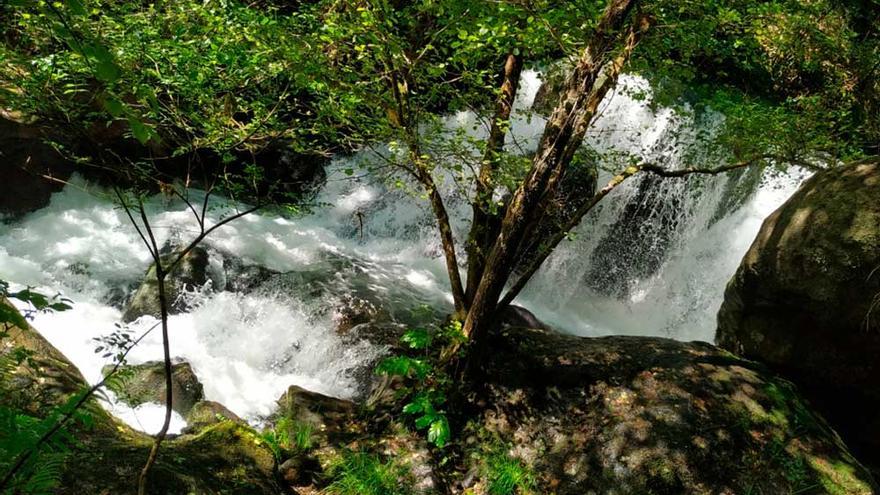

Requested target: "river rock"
[
  {"left": 273, "top": 385, "right": 356, "bottom": 445},
  {"left": 183, "top": 400, "right": 244, "bottom": 433},
  {"left": 465, "top": 325, "right": 877, "bottom": 494},
  {"left": 716, "top": 157, "right": 880, "bottom": 471},
  {"left": 122, "top": 245, "right": 210, "bottom": 322},
  {"left": 103, "top": 359, "right": 204, "bottom": 416}
]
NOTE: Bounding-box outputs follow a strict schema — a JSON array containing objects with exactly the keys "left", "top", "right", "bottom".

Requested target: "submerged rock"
[
  {"left": 465, "top": 326, "right": 877, "bottom": 494},
  {"left": 122, "top": 245, "right": 210, "bottom": 322},
  {"left": 716, "top": 157, "right": 880, "bottom": 472},
  {"left": 102, "top": 359, "right": 204, "bottom": 416}
]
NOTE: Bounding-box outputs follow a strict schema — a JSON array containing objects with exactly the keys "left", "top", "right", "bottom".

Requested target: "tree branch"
[{"left": 498, "top": 155, "right": 771, "bottom": 307}]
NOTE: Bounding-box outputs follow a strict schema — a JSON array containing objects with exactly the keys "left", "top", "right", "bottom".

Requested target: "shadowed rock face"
[
  {"left": 471, "top": 326, "right": 877, "bottom": 495},
  {"left": 715, "top": 158, "right": 880, "bottom": 471},
  {"left": 0, "top": 118, "right": 76, "bottom": 219}
]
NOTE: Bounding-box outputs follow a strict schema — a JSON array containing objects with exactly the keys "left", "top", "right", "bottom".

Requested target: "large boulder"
[
  {"left": 460, "top": 326, "right": 877, "bottom": 494},
  {"left": 716, "top": 158, "right": 880, "bottom": 470},
  {"left": 102, "top": 359, "right": 205, "bottom": 416},
  {"left": 122, "top": 245, "right": 210, "bottom": 322}
]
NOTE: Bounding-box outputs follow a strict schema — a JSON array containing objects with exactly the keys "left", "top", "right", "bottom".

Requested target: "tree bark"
[
  {"left": 460, "top": 0, "right": 640, "bottom": 350},
  {"left": 465, "top": 53, "right": 523, "bottom": 305}
]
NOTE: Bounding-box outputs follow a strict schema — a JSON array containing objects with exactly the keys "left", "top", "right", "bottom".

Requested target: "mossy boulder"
[
  {"left": 103, "top": 359, "right": 205, "bottom": 416},
  {"left": 184, "top": 400, "right": 244, "bottom": 433},
  {"left": 122, "top": 245, "right": 210, "bottom": 322},
  {"left": 459, "top": 326, "right": 877, "bottom": 494},
  {"left": 716, "top": 157, "right": 880, "bottom": 471}
]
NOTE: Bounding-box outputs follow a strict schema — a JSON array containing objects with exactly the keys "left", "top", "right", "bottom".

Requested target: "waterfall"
[{"left": 0, "top": 70, "right": 807, "bottom": 432}]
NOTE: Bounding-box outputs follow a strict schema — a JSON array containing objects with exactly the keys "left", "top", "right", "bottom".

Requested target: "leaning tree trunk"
[
  {"left": 465, "top": 53, "right": 524, "bottom": 305},
  {"left": 460, "top": 0, "right": 641, "bottom": 354}
]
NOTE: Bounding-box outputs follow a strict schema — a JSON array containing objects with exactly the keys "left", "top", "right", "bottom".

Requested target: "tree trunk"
[
  {"left": 460, "top": 0, "right": 640, "bottom": 352},
  {"left": 465, "top": 53, "right": 523, "bottom": 305}
]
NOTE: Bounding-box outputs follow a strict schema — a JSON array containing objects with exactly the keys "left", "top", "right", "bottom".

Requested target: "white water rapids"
[{"left": 0, "top": 71, "right": 807, "bottom": 433}]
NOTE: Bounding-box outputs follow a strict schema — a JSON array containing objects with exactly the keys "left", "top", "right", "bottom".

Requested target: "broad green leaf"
[{"left": 427, "top": 416, "right": 450, "bottom": 447}]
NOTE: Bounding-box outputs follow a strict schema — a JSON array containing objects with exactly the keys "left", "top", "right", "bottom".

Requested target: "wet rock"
[
  {"left": 183, "top": 400, "right": 244, "bottom": 433},
  {"left": 122, "top": 245, "right": 210, "bottom": 322},
  {"left": 334, "top": 295, "right": 391, "bottom": 333},
  {"left": 1, "top": 297, "right": 89, "bottom": 415},
  {"left": 716, "top": 157, "right": 880, "bottom": 472},
  {"left": 279, "top": 455, "right": 321, "bottom": 487},
  {"left": 532, "top": 65, "right": 569, "bottom": 116},
  {"left": 498, "top": 304, "right": 553, "bottom": 331},
  {"left": 220, "top": 255, "right": 279, "bottom": 293},
  {"left": 465, "top": 325, "right": 877, "bottom": 494},
  {"left": 103, "top": 359, "right": 204, "bottom": 416},
  {"left": 584, "top": 173, "right": 683, "bottom": 297},
  {"left": 273, "top": 385, "right": 356, "bottom": 446}
]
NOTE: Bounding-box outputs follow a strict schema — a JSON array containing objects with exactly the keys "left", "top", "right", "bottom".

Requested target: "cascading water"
[{"left": 0, "top": 70, "right": 807, "bottom": 433}]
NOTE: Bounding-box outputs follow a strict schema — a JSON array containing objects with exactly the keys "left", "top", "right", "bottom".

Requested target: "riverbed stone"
[
  {"left": 273, "top": 385, "right": 357, "bottom": 446},
  {"left": 183, "top": 399, "right": 244, "bottom": 433},
  {"left": 103, "top": 359, "right": 205, "bottom": 416},
  {"left": 716, "top": 157, "right": 880, "bottom": 472},
  {"left": 122, "top": 245, "right": 210, "bottom": 322}
]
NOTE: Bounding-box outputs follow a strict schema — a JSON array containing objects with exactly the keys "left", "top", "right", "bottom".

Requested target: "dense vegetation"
[{"left": 1, "top": 0, "right": 879, "bottom": 493}]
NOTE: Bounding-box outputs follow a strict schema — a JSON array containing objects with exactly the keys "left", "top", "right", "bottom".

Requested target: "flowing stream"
[{"left": 0, "top": 71, "right": 807, "bottom": 433}]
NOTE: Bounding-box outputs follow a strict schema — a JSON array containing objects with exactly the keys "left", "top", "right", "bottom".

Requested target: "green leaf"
[
  {"left": 401, "top": 328, "right": 430, "bottom": 350},
  {"left": 95, "top": 59, "right": 120, "bottom": 83},
  {"left": 66, "top": 0, "right": 88, "bottom": 16},
  {"left": 103, "top": 96, "right": 125, "bottom": 118},
  {"left": 414, "top": 414, "right": 435, "bottom": 429},
  {"left": 427, "top": 416, "right": 450, "bottom": 447},
  {"left": 0, "top": 305, "right": 28, "bottom": 329},
  {"left": 128, "top": 118, "right": 151, "bottom": 144}
]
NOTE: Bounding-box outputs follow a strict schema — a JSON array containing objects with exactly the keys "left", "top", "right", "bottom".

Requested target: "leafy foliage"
[
  {"left": 375, "top": 322, "right": 464, "bottom": 448},
  {"left": 259, "top": 416, "right": 314, "bottom": 463},
  {"left": 0, "top": 280, "right": 78, "bottom": 495}
]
